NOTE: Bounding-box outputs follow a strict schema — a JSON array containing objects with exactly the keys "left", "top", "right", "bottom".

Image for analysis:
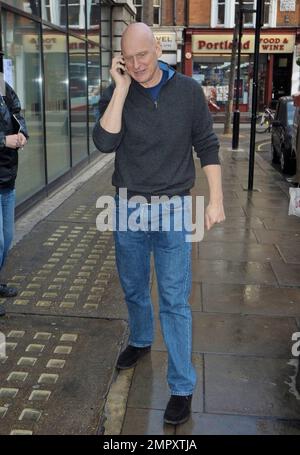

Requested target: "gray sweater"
[{"left": 93, "top": 62, "right": 220, "bottom": 197}]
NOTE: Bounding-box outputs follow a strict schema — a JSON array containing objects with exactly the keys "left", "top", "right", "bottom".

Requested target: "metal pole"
[
  {"left": 232, "top": 3, "right": 244, "bottom": 150},
  {"left": 248, "top": 0, "right": 264, "bottom": 190}
]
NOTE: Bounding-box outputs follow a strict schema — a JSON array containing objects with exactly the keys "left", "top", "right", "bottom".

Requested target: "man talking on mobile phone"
[{"left": 93, "top": 23, "right": 225, "bottom": 426}]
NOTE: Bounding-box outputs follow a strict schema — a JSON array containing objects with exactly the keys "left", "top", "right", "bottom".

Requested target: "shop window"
[
  {"left": 42, "top": 27, "right": 70, "bottom": 183},
  {"left": 192, "top": 56, "right": 251, "bottom": 110},
  {"left": 2, "top": 10, "right": 45, "bottom": 204},
  {"left": 133, "top": 0, "right": 143, "bottom": 22},
  {"left": 153, "top": 0, "right": 161, "bottom": 26}
]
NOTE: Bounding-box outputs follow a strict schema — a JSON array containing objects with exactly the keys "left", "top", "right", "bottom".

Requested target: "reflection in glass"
[
  {"left": 68, "top": 0, "right": 85, "bottom": 32},
  {"left": 43, "top": 27, "right": 70, "bottom": 182},
  {"left": 2, "top": 11, "right": 45, "bottom": 204},
  {"left": 88, "top": 46, "right": 101, "bottom": 153},
  {"left": 41, "top": 0, "right": 67, "bottom": 27},
  {"left": 69, "top": 37, "right": 88, "bottom": 165},
  {"left": 2, "top": 0, "right": 40, "bottom": 16},
  {"left": 101, "top": 4, "right": 112, "bottom": 91},
  {"left": 193, "top": 56, "right": 250, "bottom": 108}
]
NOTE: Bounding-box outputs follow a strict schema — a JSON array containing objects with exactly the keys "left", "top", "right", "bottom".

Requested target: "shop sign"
[
  {"left": 192, "top": 34, "right": 295, "bottom": 54},
  {"left": 154, "top": 33, "right": 177, "bottom": 51},
  {"left": 280, "top": 0, "right": 296, "bottom": 11},
  {"left": 22, "top": 35, "right": 100, "bottom": 53}
]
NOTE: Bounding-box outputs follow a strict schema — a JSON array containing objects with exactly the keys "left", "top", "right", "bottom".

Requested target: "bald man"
[{"left": 93, "top": 23, "right": 225, "bottom": 426}]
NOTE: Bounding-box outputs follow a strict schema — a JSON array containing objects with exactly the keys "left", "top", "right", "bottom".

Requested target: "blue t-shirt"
[{"left": 144, "top": 69, "right": 169, "bottom": 102}]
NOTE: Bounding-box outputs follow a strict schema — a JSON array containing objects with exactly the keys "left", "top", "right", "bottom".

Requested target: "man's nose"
[{"left": 133, "top": 56, "right": 140, "bottom": 70}]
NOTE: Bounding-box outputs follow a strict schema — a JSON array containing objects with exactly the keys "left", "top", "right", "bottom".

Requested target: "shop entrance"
[{"left": 271, "top": 54, "right": 293, "bottom": 108}]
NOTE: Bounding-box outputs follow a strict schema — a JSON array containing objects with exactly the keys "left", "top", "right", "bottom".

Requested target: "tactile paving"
[{"left": 0, "top": 314, "right": 126, "bottom": 435}]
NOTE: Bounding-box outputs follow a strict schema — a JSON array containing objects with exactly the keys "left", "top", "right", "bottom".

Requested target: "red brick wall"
[
  {"left": 277, "top": 0, "right": 300, "bottom": 26},
  {"left": 188, "top": 0, "right": 211, "bottom": 26},
  {"left": 161, "top": 0, "right": 186, "bottom": 26}
]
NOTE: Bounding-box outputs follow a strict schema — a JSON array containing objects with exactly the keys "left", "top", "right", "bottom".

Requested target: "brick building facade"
[{"left": 134, "top": 1, "right": 300, "bottom": 111}]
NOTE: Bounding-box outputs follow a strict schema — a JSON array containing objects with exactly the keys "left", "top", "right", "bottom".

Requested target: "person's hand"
[
  {"left": 17, "top": 132, "right": 27, "bottom": 148},
  {"left": 293, "top": 92, "right": 300, "bottom": 108},
  {"left": 110, "top": 55, "right": 132, "bottom": 92},
  {"left": 205, "top": 201, "right": 226, "bottom": 231},
  {"left": 5, "top": 134, "right": 21, "bottom": 149}
]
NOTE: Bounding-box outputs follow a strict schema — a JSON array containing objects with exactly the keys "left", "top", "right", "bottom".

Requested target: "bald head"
[
  {"left": 120, "top": 22, "right": 162, "bottom": 88},
  {"left": 121, "top": 23, "right": 157, "bottom": 51}
]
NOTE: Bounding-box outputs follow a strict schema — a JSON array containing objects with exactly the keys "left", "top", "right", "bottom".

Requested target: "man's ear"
[{"left": 155, "top": 40, "right": 162, "bottom": 58}]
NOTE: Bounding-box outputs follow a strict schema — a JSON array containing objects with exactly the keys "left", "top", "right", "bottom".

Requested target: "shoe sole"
[
  {"left": 164, "top": 414, "right": 191, "bottom": 425},
  {"left": 116, "top": 349, "right": 151, "bottom": 370}
]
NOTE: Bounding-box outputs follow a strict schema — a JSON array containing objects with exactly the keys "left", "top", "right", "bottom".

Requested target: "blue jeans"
[
  {"left": 113, "top": 195, "right": 197, "bottom": 396},
  {"left": 0, "top": 188, "right": 15, "bottom": 271}
]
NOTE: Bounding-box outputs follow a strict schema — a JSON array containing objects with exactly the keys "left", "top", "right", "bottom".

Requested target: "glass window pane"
[
  {"left": 101, "top": 4, "right": 112, "bottom": 92},
  {"left": 88, "top": 47, "right": 100, "bottom": 153},
  {"left": 68, "top": 0, "right": 86, "bottom": 35},
  {"left": 2, "top": 1, "right": 40, "bottom": 16},
  {"left": 193, "top": 55, "right": 250, "bottom": 107},
  {"left": 43, "top": 27, "right": 70, "bottom": 183},
  {"left": 41, "top": 0, "right": 67, "bottom": 28},
  {"left": 88, "top": 1, "right": 101, "bottom": 29},
  {"left": 153, "top": 7, "right": 160, "bottom": 25},
  {"left": 2, "top": 11, "right": 45, "bottom": 204},
  {"left": 69, "top": 37, "right": 88, "bottom": 165},
  {"left": 218, "top": 5, "right": 225, "bottom": 24}
]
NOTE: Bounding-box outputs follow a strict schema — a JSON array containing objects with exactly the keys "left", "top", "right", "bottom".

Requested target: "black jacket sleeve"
[
  {"left": 5, "top": 83, "right": 29, "bottom": 139},
  {"left": 191, "top": 81, "right": 220, "bottom": 167},
  {"left": 92, "top": 84, "right": 124, "bottom": 153}
]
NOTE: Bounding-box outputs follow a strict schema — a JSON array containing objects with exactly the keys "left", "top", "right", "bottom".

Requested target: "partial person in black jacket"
[{"left": 0, "top": 83, "right": 28, "bottom": 317}]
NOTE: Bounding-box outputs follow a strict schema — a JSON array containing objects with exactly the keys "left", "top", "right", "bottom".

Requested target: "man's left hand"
[{"left": 205, "top": 201, "right": 225, "bottom": 231}]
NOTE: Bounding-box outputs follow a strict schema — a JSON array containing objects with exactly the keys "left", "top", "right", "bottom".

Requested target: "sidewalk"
[{"left": 0, "top": 131, "right": 300, "bottom": 435}]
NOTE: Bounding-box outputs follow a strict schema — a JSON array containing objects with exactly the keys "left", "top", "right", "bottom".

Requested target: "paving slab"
[
  {"left": 202, "top": 227, "right": 258, "bottom": 244},
  {"left": 192, "top": 259, "right": 278, "bottom": 286},
  {"left": 270, "top": 262, "right": 300, "bottom": 287},
  {"left": 0, "top": 314, "right": 126, "bottom": 435},
  {"left": 121, "top": 408, "right": 175, "bottom": 435},
  {"left": 127, "top": 351, "right": 204, "bottom": 413},
  {"left": 205, "top": 354, "right": 300, "bottom": 419},
  {"left": 202, "top": 283, "right": 300, "bottom": 317},
  {"left": 262, "top": 218, "right": 300, "bottom": 232},
  {"left": 253, "top": 229, "right": 300, "bottom": 245},
  {"left": 152, "top": 312, "right": 297, "bottom": 359},
  {"left": 276, "top": 244, "right": 300, "bottom": 264},
  {"left": 176, "top": 412, "right": 300, "bottom": 435},
  {"left": 197, "top": 242, "right": 282, "bottom": 262},
  {"left": 191, "top": 313, "right": 297, "bottom": 358}
]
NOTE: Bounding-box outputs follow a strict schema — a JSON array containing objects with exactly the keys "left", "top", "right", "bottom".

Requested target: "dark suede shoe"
[
  {"left": 0, "top": 284, "right": 18, "bottom": 298},
  {"left": 0, "top": 304, "right": 5, "bottom": 317},
  {"left": 116, "top": 345, "right": 151, "bottom": 370},
  {"left": 164, "top": 395, "right": 192, "bottom": 425}
]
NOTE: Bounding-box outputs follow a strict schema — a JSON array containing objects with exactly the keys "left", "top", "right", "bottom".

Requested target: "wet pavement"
[{"left": 0, "top": 128, "right": 300, "bottom": 435}]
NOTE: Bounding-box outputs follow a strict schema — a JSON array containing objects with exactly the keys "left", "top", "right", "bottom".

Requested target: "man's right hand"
[
  {"left": 5, "top": 134, "right": 21, "bottom": 149},
  {"left": 110, "top": 55, "right": 132, "bottom": 93}
]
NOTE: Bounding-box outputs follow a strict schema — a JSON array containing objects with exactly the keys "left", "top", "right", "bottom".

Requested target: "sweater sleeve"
[
  {"left": 192, "top": 82, "right": 220, "bottom": 167},
  {"left": 92, "top": 84, "right": 124, "bottom": 153}
]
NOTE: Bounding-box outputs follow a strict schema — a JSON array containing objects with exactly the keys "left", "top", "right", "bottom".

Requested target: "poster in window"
[{"left": 280, "top": 0, "right": 296, "bottom": 11}]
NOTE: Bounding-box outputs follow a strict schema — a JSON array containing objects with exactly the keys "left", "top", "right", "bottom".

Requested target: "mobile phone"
[{"left": 119, "top": 54, "right": 125, "bottom": 75}]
